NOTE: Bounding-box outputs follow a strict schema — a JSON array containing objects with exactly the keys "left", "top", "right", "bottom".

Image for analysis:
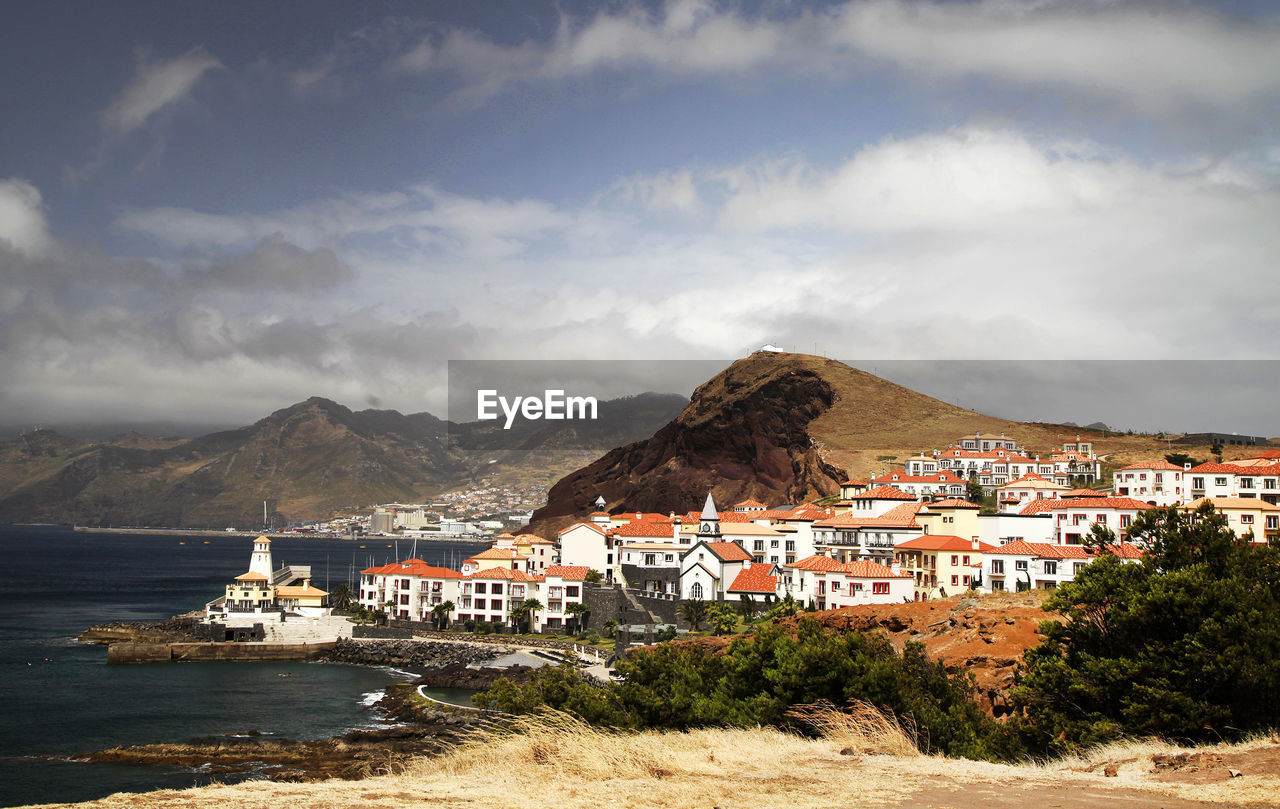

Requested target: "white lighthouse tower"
[{"left": 249, "top": 535, "right": 274, "bottom": 578}]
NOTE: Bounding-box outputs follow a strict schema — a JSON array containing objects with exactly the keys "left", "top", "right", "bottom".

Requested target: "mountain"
[
  {"left": 524, "top": 352, "right": 1166, "bottom": 536},
  {"left": 0, "top": 394, "right": 687, "bottom": 528}
]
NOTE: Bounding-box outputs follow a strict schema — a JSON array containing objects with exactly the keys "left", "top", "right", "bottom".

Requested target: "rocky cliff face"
[{"left": 526, "top": 354, "right": 849, "bottom": 536}]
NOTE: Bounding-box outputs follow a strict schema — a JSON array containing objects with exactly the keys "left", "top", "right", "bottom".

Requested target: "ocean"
[{"left": 0, "top": 525, "right": 487, "bottom": 808}]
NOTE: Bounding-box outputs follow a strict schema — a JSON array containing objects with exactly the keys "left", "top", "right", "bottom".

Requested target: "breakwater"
[
  {"left": 108, "top": 641, "right": 335, "bottom": 663},
  {"left": 320, "top": 637, "right": 511, "bottom": 668}
]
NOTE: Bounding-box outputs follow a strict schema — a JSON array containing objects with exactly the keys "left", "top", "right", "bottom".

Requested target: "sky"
[{"left": 2, "top": 0, "right": 1279, "bottom": 433}]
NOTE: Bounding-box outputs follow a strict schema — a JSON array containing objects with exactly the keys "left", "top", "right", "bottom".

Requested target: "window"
[
  {"left": 644, "top": 553, "right": 657, "bottom": 565},
  {"left": 950, "top": 555, "right": 958, "bottom": 565},
  {"left": 1015, "top": 560, "right": 1028, "bottom": 571},
  {"left": 1043, "top": 561, "right": 1057, "bottom": 575},
  {"left": 1216, "top": 477, "right": 1228, "bottom": 486},
  {"left": 1268, "top": 516, "right": 1279, "bottom": 530},
  {"left": 474, "top": 583, "right": 487, "bottom": 594},
  {"left": 1241, "top": 514, "right": 1254, "bottom": 524},
  {"left": 1193, "top": 477, "right": 1204, "bottom": 489},
  {"left": 1241, "top": 478, "right": 1254, "bottom": 489},
  {"left": 951, "top": 575, "right": 959, "bottom": 586},
  {"left": 1073, "top": 514, "right": 1086, "bottom": 525},
  {"left": 962, "top": 555, "right": 970, "bottom": 565},
  {"left": 1074, "top": 562, "right": 1087, "bottom": 573},
  {"left": 400, "top": 578, "right": 410, "bottom": 589},
  {"left": 492, "top": 584, "right": 503, "bottom": 595},
  {"left": 690, "top": 582, "right": 703, "bottom": 599},
  {"left": 490, "top": 599, "right": 502, "bottom": 611},
  {"left": 990, "top": 560, "right": 1004, "bottom": 574},
  {"left": 832, "top": 581, "right": 842, "bottom": 590},
  {"left": 962, "top": 575, "right": 970, "bottom": 586},
  {"left": 1121, "top": 514, "right": 1132, "bottom": 528},
  {"left": 991, "top": 580, "right": 1004, "bottom": 591},
  {"left": 872, "top": 582, "right": 889, "bottom": 595},
  {"left": 399, "top": 594, "right": 409, "bottom": 605},
  {"left": 1095, "top": 514, "right": 1106, "bottom": 524},
  {"left": 753, "top": 540, "right": 764, "bottom": 552},
  {"left": 566, "top": 586, "right": 580, "bottom": 597}
]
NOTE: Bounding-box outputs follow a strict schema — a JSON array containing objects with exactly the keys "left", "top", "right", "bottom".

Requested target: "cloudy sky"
[{"left": 2, "top": 0, "right": 1279, "bottom": 432}]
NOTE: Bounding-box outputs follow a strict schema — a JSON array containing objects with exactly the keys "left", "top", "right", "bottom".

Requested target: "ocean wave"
[{"left": 358, "top": 689, "right": 385, "bottom": 707}]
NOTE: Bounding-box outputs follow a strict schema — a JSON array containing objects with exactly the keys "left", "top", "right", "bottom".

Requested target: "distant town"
[{"left": 207, "top": 431, "right": 1280, "bottom": 639}]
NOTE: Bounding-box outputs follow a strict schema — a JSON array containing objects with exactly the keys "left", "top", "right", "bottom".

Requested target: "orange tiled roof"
[
  {"left": 1018, "top": 497, "right": 1156, "bottom": 515},
  {"left": 704, "top": 541, "right": 753, "bottom": 562},
  {"left": 894, "top": 535, "right": 998, "bottom": 553},
  {"left": 727, "top": 566, "right": 779, "bottom": 593},
  {"left": 1117, "top": 460, "right": 1186, "bottom": 471},
  {"left": 546, "top": 565, "right": 591, "bottom": 580},
  {"left": 857, "top": 485, "right": 916, "bottom": 501},
  {"left": 927, "top": 498, "right": 980, "bottom": 509}
]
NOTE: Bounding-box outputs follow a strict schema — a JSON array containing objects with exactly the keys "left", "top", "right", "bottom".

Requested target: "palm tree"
[
  {"left": 431, "top": 600, "right": 454, "bottom": 630},
  {"left": 511, "top": 598, "right": 543, "bottom": 634},
  {"left": 330, "top": 582, "right": 354, "bottom": 611},
  {"left": 678, "top": 598, "right": 709, "bottom": 632},
  {"left": 564, "top": 602, "right": 590, "bottom": 634}
]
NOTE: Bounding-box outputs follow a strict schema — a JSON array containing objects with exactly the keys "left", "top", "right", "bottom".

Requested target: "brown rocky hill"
[
  {"left": 525, "top": 352, "right": 1174, "bottom": 536},
  {"left": 0, "top": 394, "right": 687, "bottom": 528}
]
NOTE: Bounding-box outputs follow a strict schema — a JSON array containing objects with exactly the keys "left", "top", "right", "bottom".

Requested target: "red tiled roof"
[
  {"left": 894, "top": 535, "right": 998, "bottom": 553},
  {"left": 1062, "top": 488, "right": 1107, "bottom": 497},
  {"left": 705, "top": 541, "right": 753, "bottom": 562},
  {"left": 1018, "top": 497, "right": 1156, "bottom": 515},
  {"left": 857, "top": 485, "right": 916, "bottom": 501},
  {"left": 734, "top": 499, "right": 768, "bottom": 508},
  {"left": 840, "top": 478, "right": 867, "bottom": 486},
  {"left": 1117, "top": 460, "right": 1186, "bottom": 471},
  {"left": 872, "top": 471, "right": 967, "bottom": 485},
  {"left": 558, "top": 521, "right": 607, "bottom": 536},
  {"left": 466, "top": 567, "right": 540, "bottom": 581},
  {"left": 786, "top": 554, "right": 848, "bottom": 571},
  {"left": 361, "top": 561, "right": 463, "bottom": 578},
  {"left": 842, "top": 559, "right": 910, "bottom": 578},
  {"left": 681, "top": 510, "right": 752, "bottom": 523},
  {"left": 612, "top": 521, "right": 675, "bottom": 537},
  {"left": 927, "top": 498, "right": 980, "bottom": 509},
  {"left": 1188, "top": 462, "right": 1280, "bottom": 475},
  {"left": 613, "top": 512, "right": 673, "bottom": 524},
  {"left": 546, "top": 565, "right": 591, "bottom": 580},
  {"left": 727, "top": 566, "right": 779, "bottom": 594}
]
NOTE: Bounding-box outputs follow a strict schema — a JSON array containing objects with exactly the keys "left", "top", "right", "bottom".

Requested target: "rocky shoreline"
[
  {"left": 71, "top": 683, "right": 493, "bottom": 783},
  {"left": 69, "top": 625, "right": 544, "bottom": 783}
]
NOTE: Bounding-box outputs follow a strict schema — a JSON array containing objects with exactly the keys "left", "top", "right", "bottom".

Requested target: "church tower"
[
  {"left": 697, "top": 492, "right": 720, "bottom": 538},
  {"left": 249, "top": 535, "right": 274, "bottom": 578}
]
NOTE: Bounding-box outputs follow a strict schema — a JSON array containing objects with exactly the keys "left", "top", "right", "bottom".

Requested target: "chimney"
[
  {"left": 890, "top": 560, "right": 902, "bottom": 575},
  {"left": 672, "top": 518, "right": 681, "bottom": 543},
  {"left": 1184, "top": 462, "right": 1191, "bottom": 470},
  {"left": 971, "top": 537, "right": 980, "bottom": 551}
]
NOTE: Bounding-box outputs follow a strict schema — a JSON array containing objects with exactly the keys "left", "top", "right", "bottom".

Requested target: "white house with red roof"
[
  {"left": 783, "top": 555, "right": 911, "bottom": 606},
  {"left": 1113, "top": 460, "right": 1189, "bottom": 506},
  {"left": 997, "top": 473, "right": 1070, "bottom": 512},
  {"left": 725, "top": 563, "right": 784, "bottom": 609},
  {"left": 557, "top": 519, "right": 617, "bottom": 581},
  {"left": 359, "top": 559, "right": 463, "bottom": 621},
  {"left": 845, "top": 485, "right": 917, "bottom": 518},
  {"left": 733, "top": 499, "right": 768, "bottom": 513},
  {"left": 811, "top": 501, "right": 926, "bottom": 565},
  {"left": 1018, "top": 497, "right": 1156, "bottom": 545},
  {"left": 869, "top": 470, "right": 967, "bottom": 499},
  {"left": 1185, "top": 462, "right": 1280, "bottom": 504},
  {"left": 679, "top": 539, "right": 754, "bottom": 601},
  {"left": 980, "top": 539, "right": 1143, "bottom": 593},
  {"left": 894, "top": 535, "right": 999, "bottom": 601},
  {"left": 1181, "top": 497, "right": 1280, "bottom": 543}
]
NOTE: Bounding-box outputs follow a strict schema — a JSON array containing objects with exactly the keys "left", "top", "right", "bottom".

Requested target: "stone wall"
[
  {"left": 107, "top": 641, "right": 334, "bottom": 663},
  {"left": 585, "top": 583, "right": 683, "bottom": 628}
]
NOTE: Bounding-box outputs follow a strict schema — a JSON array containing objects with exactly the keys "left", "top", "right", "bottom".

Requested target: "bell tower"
[{"left": 697, "top": 492, "right": 720, "bottom": 538}]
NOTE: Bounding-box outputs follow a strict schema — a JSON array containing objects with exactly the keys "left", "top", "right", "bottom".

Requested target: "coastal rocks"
[
  {"left": 320, "top": 637, "right": 511, "bottom": 669},
  {"left": 415, "top": 661, "right": 537, "bottom": 691}
]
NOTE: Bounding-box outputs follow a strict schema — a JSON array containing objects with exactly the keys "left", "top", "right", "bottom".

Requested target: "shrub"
[
  {"left": 1013, "top": 504, "right": 1280, "bottom": 753},
  {"left": 476, "top": 618, "right": 1017, "bottom": 760}
]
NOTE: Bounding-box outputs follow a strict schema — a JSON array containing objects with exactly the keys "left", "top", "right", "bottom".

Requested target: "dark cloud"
[{"left": 191, "top": 233, "right": 353, "bottom": 291}]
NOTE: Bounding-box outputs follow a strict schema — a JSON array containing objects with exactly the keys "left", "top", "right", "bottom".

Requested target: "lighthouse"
[{"left": 249, "top": 535, "right": 274, "bottom": 578}]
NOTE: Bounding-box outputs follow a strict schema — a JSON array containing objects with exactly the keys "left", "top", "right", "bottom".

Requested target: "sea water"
[{"left": 0, "top": 526, "right": 486, "bottom": 807}]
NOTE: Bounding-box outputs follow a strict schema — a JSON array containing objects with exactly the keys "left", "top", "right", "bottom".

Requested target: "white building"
[{"left": 1113, "top": 460, "right": 1189, "bottom": 506}]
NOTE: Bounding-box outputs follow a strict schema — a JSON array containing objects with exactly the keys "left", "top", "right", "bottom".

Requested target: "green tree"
[
  {"left": 564, "top": 602, "right": 590, "bottom": 634},
  {"left": 431, "top": 600, "right": 454, "bottom": 630},
  {"left": 1014, "top": 503, "right": 1280, "bottom": 753},
  {"left": 330, "top": 582, "right": 354, "bottom": 611},
  {"left": 602, "top": 619, "right": 618, "bottom": 638},
  {"left": 708, "top": 602, "right": 739, "bottom": 635},
  {"left": 1164, "top": 452, "right": 1197, "bottom": 468},
  {"left": 677, "top": 598, "right": 708, "bottom": 631},
  {"left": 737, "top": 593, "right": 757, "bottom": 620},
  {"left": 510, "top": 598, "right": 543, "bottom": 633},
  {"left": 767, "top": 592, "right": 800, "bottom": 620},
  {"left": 584, "top": 569, "right": 603, "bottom": 586}
]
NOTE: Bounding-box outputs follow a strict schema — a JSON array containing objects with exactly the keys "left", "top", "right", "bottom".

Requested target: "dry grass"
[
  {"left": 785, "top": 702, "right": 922, "bottom": 757},
  {"left": 25, "top": 717, "right": 1280, "bottom": 809}
]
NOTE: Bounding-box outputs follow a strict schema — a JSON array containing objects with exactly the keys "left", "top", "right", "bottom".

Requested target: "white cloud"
[
  {"left": 102, "top": 47, "right": 222, "bottom": 135},
  {"left": 383, "top": 0, "right": 1280, "bottom": 115},
  {"left": 832, "top": 1, "right": 1280, "bottom": 113},
  {"left": 0, "top": 178, "right": 51, "bottom": 257}
]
